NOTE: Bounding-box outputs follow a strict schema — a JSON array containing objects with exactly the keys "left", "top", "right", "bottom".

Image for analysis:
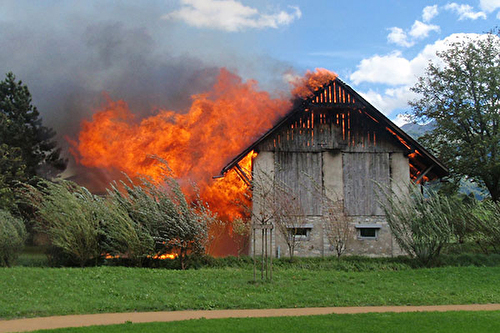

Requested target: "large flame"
[
  {"left": 70, "top": 68, "right": 336, "bottom": 256},
  {"left": 291, "top": 68, "right": 338, "bottom": 99}
]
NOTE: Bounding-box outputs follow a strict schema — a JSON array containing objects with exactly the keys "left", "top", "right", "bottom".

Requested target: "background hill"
[{"left": 400, "top": 122, "right": 435, "bottom": 140}]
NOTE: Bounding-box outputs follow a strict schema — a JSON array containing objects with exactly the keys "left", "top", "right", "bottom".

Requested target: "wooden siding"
[
  {"left": 275, "top": 152, "right": 322, "bottom": 216},
  {"left": 258, "top": 107, "right": 404, "bottom": 154},
  {"left": 343, "top": 152, "right": 390, "bottom": 216}
]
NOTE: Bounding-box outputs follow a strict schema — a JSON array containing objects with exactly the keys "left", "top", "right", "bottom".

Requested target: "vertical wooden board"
[
  {"left": 343, "top": 153, "right": 390, "bottom": 216},
  {"left": 275, "top": 152, "right": 322, "bottom": 216},
  {"left": 372, "top": 153, "right": 390, "bottom": 215},
  {"left": 342, "top": 153, "right": 354, "bottom": 215}
]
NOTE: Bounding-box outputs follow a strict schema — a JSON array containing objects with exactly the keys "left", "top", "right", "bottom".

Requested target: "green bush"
[
  {"left": 0, "top": 210, "right": 27, "bottom": 266},
  {"left": 380, "top": 185, "right": 455, "bottom": 266},
  {"left": 470, "top": 200, "right": 500, "bottom": 253},
  {"left": 108, "top": 174, "right": 212, "bottom": 269},
  {"left": 21, "top": 170, "right": 215, "bottom": 269},
  {"left": 21, "top": 180, "right": 105, "bottom": 267},
  {"left": 98, "top": 194, "right": 156, "bottom": 267}
]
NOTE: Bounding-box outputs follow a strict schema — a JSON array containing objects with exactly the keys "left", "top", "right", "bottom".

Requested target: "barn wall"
[
  {"left": 264, "top": 217, "right": 403, "bottom": 258},
  {"left": 251, "top": 151, "right": 275, "bottom": 257},
  {"left": 273, "top": 216, "right": 325, "bottom": 257},
  {"left": 391, "top": 152, "right": 410, "bottom": 197},
  {"left": 250, "top": 107, "right": 410, "bottom": 258},
  {"left": 251, "top": 151, "right": 274, "bottom": 225}
]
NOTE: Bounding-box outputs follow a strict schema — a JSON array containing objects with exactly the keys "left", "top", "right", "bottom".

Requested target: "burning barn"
[{"left": 219, "top": 77, "right": 448, "bottom": 257}]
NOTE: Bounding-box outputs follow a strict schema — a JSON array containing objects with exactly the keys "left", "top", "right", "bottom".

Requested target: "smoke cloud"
[{"left": 0, "top": 0, "right": 295, "bottom": 183}]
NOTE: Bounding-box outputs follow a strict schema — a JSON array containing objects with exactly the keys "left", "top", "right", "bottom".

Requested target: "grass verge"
[
  {"left": 1, "top": 266, "right": 500, "bottom": 319},
  {"left": 28, "top": 311, "right": 500, "bottom": 333}
]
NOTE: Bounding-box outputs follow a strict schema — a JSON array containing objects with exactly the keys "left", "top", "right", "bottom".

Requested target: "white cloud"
[
  {"left": 163, "top": 0, "right": 301, "bottom": 32},
  {"left": 350, "top": 33, "right": 484, "bottom": 114},
  {"left": 387, "top": 20, "right": 439, "bottom": 48},
  {"left": 352, "top": 34, "right": 481, "bottom": 86},
  {"left": 444, "top": 3, "right": 487, "bottom": 20},
  {"left": 479, "top": 0, "right": 500, "bottom": 12},
  {"left": 360, "top": 87, "right": 417, "bottom": 116},
  {"left": 350, "top": 51, "right": 414, "bottom": 85},
  {"left": 387, "top": 27, "right": 414, "bottom": 47},
  {"left": 422, "top": 5, "right": 439, "bottom": 22},
  {"left": 409, "top": 20, "right": 440, "bottom": 39}
]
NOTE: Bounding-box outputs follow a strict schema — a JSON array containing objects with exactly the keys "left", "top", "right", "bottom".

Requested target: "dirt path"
[{"left": 1, "top": 304, "right": 500, "bottom": 333}]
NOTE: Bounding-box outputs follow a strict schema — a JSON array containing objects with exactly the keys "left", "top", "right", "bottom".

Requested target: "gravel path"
[{"left": 1, "top": 304, "right": 500, "bottom": 333}]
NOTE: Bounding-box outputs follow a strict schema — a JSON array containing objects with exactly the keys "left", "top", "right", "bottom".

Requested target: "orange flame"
[
  {"left": 152, "top": 253, "right": 178, "bottom": 260},
  {"left": 70, "top": 68, "right": 336, "bottom": 256},
  {"left": 70, "top": 69, "right": 290, "bottom": 184},
  {"left": 103, "top": 253, "right": 178, "bottom": 260},
  {"left": 291, "top": 68, "right": 337, "bottom": 99}
]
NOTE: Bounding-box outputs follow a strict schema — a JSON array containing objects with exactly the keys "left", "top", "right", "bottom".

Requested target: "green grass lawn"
[
  {"left": 28, "top": 311, "right": 500, "bottom": 333},
  {"left": 1, "top": 266, "right": 500, "bottom": 319}
]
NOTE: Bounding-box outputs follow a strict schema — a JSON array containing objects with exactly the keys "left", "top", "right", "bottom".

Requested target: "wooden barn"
[{"left": 220, "top": 77, "right": 448, "bottom": 257}]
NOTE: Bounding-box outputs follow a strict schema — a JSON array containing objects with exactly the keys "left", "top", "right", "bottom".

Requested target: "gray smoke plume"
[{"left": 0, "top": 1, "right": 294, "bottom": 189}]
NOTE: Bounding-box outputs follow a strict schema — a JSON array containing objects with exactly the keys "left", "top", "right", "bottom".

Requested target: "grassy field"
[
  {"left": 28, "top": 311, "right": 500, "bottom": 333},
  {"left": 1, "top": 266, "right": 500, "bottom": 319}
]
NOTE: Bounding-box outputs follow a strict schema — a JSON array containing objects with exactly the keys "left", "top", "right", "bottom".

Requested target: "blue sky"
[
  {"left": 160, "top": 0, "right": 500, "bottom": 125},
  {"left": 1, "top": 0, "right": 499, "bottom": 132}
]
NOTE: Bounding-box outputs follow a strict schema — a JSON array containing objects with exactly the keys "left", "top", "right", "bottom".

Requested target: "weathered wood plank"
[
  {"left": 257, "top": 107, "right": 404, "bottom": 154},
  {"left": 275, "top": 152, "right": 322, "bottom": 216},
  {"left": 343, "top": 152, "right": 390, "bottom": 216}
]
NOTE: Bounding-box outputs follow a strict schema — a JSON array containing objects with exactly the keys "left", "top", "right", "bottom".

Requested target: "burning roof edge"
[{"left": 218, "top": 77, "right": 448, "bottom": 179}]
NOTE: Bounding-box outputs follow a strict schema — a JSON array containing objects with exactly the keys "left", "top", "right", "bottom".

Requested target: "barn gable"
[{"left": 220, "top": 77, "right": 448, "bottom": 182}]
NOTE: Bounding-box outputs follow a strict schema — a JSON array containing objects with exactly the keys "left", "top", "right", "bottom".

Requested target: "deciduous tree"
[{"left": 409, "top": 32, "right": 500, "bottom": 201}]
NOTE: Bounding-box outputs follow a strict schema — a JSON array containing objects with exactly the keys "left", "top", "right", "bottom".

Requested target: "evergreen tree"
[{"left": 0, "top": 72, "right": 66, "bottom": 209}]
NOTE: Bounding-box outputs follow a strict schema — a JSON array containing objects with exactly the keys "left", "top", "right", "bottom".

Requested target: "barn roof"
[{"left": 219, "top": 77, "right": 448, "bottom": 182}]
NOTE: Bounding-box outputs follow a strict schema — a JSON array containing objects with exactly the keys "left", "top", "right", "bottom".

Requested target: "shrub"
[
  {"left": 21, "top": 164, "right": 216, "bottom": 269},
  {"left": 380, "top": 185, "right": 455, "bottom": 266},
  {"left": 108, "top": 173, "right": 212, "bottom": 269},
  {"left": 21, "top": 180, "right": 104, "bottom": 267},
  {"left": 447, "top": 196, "right": 477, "bottom": 244},
  {"left": 99, "top": 190, "right": 156, "bottom": 267},
  {"left": 0, "top": 209, "right": 27, "bottom": 266},
  {"left": 471, "top": 200, "right": 500, "bottom": 253}
]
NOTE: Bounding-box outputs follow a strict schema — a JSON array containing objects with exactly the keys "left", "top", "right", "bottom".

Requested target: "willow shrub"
[
  {"left": 380, "top": 185, "right": 456, "bottom": 266},
  {"left": 21, "top": 168, "right": 214, "bottom": 268},
  {"left": 471, "top": 200, "right": 500, "bottom": 253},
  {"left": 22, "top": 180, "right": 107, "bottom": 267},
  {"left": 21, "top": 179, "right": 157, "bottom": 267},
  {"left": 0, "top": 210, "right": 27, "bottom": 266},
  {"left": 108, "top": 175, "right": 212, "bottom": 270}
]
